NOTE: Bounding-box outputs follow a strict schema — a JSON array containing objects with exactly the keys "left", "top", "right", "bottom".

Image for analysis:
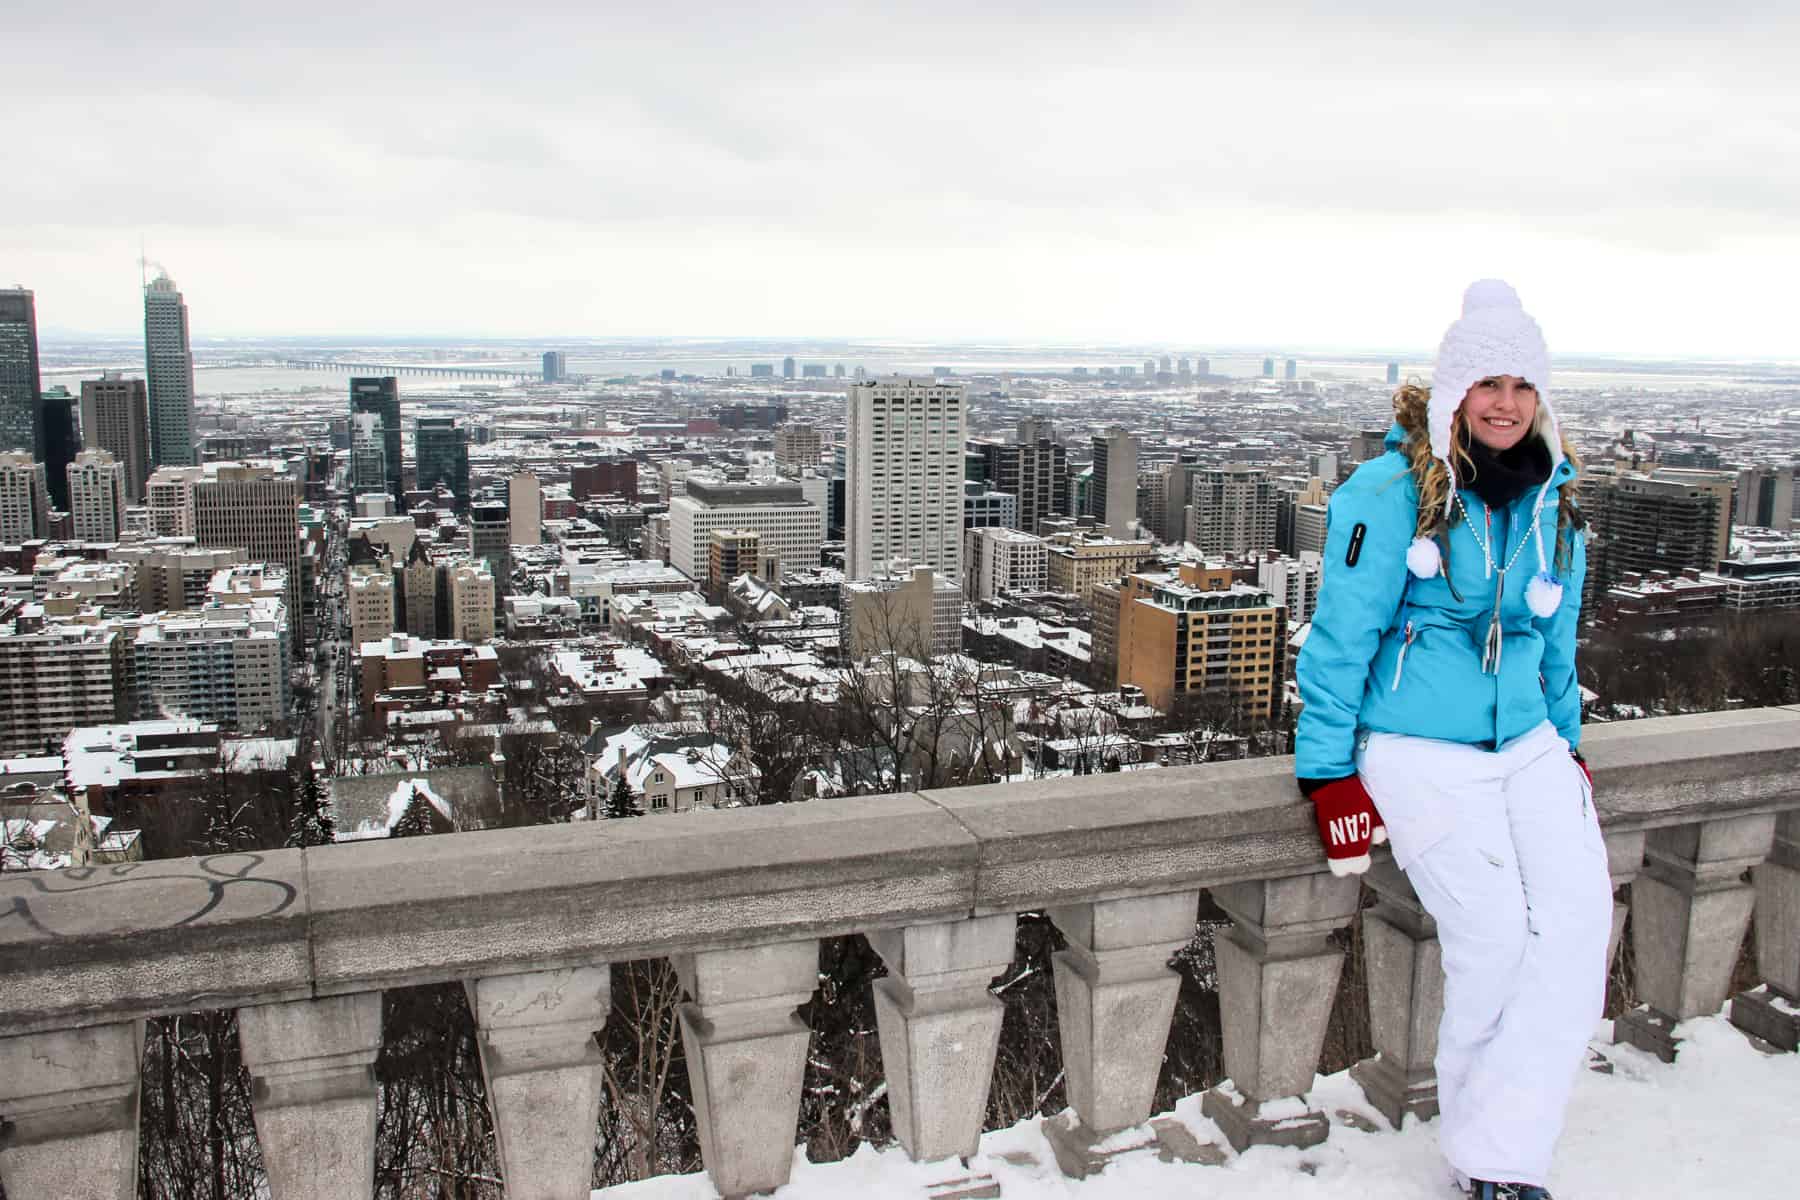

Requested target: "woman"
[{"left": 1294, "top": 280, "right": 1612, "bottom": 1200}]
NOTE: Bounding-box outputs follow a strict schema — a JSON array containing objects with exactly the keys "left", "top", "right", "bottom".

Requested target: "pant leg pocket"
[{"left": 1356, "top": 733, "right": 1461, "bottom": 871}]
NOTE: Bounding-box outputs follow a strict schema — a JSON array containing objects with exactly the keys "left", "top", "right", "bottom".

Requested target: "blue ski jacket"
[{"left": 1294, "top": 423, "right": 1585, "bottom": 782}]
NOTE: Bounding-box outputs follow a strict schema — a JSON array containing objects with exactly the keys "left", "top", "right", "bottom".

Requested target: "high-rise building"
[
  {"left": 143, "top": 273, "right": 197, "bottom": 468},
  {"left": 1090, "top": 426, "right": 1139, "bottom": 539},
  {"left": 80, "top": 374, "right": 151, "bottom": 503},
  {"left": 509, "top": 470, "right": 542, "bottom": 546},
  {"left": 1195, "top": 357, "right": 1211, "bottom": 377},
  {"left": 470, "top": 502, "right": 511, "bottom": 604},
  {"left": 145, "top": 466, "right": 203, "bottom": 537},
  {"left": 400, "top": 539, "right": 438, "bottom": 637},
  {"left": 0, "top": 289, "right": 42, "bottom": 462},
  {"left": 350, "top": 411, "right": 389, "bottom": 496},
  {"left": 68, "top": 450, "right": 127, "bottom": 543},
  {"left": 1736, "top": 466, "right": 1795, "bottom": 533},
  {"left": 964, "top": 527, "right": 1048, "bottom": 601},
  {"left": 782, "top": 356, "right": 796, "bottom": 380},
  {"left": 132, "top": 599, "right": 290, "bottom": 731},
  {"left": 975, "top": 430, "right": 1067, "bottom": 537},
  {"left": 349, "top": 377, "right": 403, "bottom": 499},
  {"left": 846, "top": 377, "right": 967, "bottom": 581},
  {"left": 414, "top": 417, "right": 470, "bottom": 511},
  {"left": 1186, "top": 467, "right": 1278, "bottom": 556},
  {"left": 542, "top": 350, "right": 567, "bottom": 383},
  {"left": 1582, "top": 467, "right": 1736, "bottom": 602},
  {"left": 191, "top": 464, "right": 302, "bottom": 648},
  {"left": 1117, "top": 571, "right": 1286, "bottom": 719},
  {"left": 669, "top": 475, "right": 822, "bottom": 584},
  {"left": 0, "top": 287, "right": 43, "bottom": 471},
  {"left": 1262, "top": 357, "right": 1276, "bottom": 378},
  {"left": 0, "top": 621, "right": 130, "bottom": 755},
  {"left": 348, "top": 563, "right": 397, "bottom": 648},
  {"left": 1256, "top": 550, "right": 1323, "bottom": 629},
  {"left": 774, "top": 422, "right": 823, "bottom": 475},
  {"left": 1387, "top": 362, "right": 1402, "bottom": 386},
  {"left": 1284, "top": 358, "right": 1298, "bottom": 381},
  {"left": 447, "top": 560, "right": 496, "bottom": 642},
  {"left": 39, "top": 386, "right": 77, "bottom": 512},
  {"left": 106, "top": 541, "right": 245, "bottom": 613},
  {"left": 0, "top": 451, "right": 49, "bottom": 541},
  {"left": 963, "top": 482, "right": 1018, "bottom": 530},
  {"left": 1154, "top": 459, "right": 1204, "bottom": 545}
]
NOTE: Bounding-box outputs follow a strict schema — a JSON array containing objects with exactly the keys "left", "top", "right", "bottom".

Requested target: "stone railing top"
[{"left": 3, "top": 707, "right": 1798, "bottom": 1037}]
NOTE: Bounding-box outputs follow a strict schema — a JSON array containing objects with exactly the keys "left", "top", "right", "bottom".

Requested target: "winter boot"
[{"left": 1467, "top": 1182, "right": 1552, "bottom": 1200}]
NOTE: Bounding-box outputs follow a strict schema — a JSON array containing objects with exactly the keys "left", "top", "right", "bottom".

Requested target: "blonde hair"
[{"left": 1392, "top": 382, "right": 1583, "bottom": 575}]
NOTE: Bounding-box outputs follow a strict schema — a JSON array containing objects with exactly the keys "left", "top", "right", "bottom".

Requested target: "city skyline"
[{"left": 5, "top": 4, "right": 1798, "bottom": 357}]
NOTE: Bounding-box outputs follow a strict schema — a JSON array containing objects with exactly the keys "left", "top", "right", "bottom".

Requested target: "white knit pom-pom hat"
[
  {"left": 1428, "top": 279, "right": 1563, "bottom": 518},
  {"left": 1407, "top": 280, "right": 1568, "bottom": 613}
]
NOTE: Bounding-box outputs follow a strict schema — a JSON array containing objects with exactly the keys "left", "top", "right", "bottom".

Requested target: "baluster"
[
  {"left": 675, "top": 939, "right": 819, "bottom": 1198},
  {"left": 868, "top": 915, "right": 1016, "bottom": 1162},
  {"left": 1203, "top": 871, "right": 1361, "bottom": 1151},
  {"left": 1616, "top": 814, "right": 1776, "bottom": 1062},
  {"left": 1351, "top": 860, "right": 1440, "bottom": 1128},
  {"left": 1047, "top": 890, "right": 1199, "bottom": 1134},
  {"left": 0, "top": 1020, "right": 142, "bottom": 1200},
  {"left": 1731, "top": 811, "right": 1800, "bottom": 1051},
  {"left": 466, "top": 965, "right": 611, "bottom": 1199},
  {"left": 238, "top": 993, "right": 382, "bottom": 1200}
]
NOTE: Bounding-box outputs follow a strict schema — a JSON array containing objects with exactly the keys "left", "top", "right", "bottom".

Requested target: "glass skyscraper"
[
  {"left": 0, "top": 288, "right": 42, "bottom": 461},
  {"left": 349, "top": 377, "right": 403, "bottom": 500},
  {"left": 144, "top": 273, "right": 197, "bottom": 468}
]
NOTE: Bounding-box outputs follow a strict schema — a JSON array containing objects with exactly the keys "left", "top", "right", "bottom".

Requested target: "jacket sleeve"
[
  {"left": 1537, "top": 521, "right": 1587, "bottom": 750},
  {"left": 1294, "top": 465, "right": 1415, "bottom": 780}
]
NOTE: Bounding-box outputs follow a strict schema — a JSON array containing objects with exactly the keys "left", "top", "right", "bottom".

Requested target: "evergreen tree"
[
  {"left": 287, "top": 760, "right": 337, "bottom": 848},
  {"left": 606, "top": 774, "right": 643, "bottom": 819},
  {"left": 390, "top": 787, "right": 440, "bottom": 838}
]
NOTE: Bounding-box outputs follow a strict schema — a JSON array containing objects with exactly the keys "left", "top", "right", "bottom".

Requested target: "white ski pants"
[{"left": 1356, "top": 720, "right": 1613, "bottom": 1188}]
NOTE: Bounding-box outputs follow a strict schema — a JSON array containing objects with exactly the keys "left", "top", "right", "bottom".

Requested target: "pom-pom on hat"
[{"left": 1428, "top": 279, "right": 1564, "bottom": 517}]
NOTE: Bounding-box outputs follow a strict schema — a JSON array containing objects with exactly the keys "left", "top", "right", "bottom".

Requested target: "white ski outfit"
[{"left": 1294, "top": 281, "right": 1611, "bottom": 1192}]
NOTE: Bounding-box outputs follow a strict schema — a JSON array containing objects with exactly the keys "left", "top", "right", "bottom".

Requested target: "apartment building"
[
  {"left": 1044, "top": 533, "right": 1155, "bottom": 606},
  {"left": 847, "top": 377, "right": 967, "bottom": 580},
  {"left": 0, "top": 619, "right": 130, "bottom": 755},
  {"left": 132, "top": 599, "right": 290, "bottom": 731},
  {"left": 68, "top": 450, "right": 127, "bottom": 543},
  {"left": 1117, "top": 577, "right": 1286, "bottom": 720},
  {"left": 964, "top": 526, "right": 1049, "bottom": 601}
]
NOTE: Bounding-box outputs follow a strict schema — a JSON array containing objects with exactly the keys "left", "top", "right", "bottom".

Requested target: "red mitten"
[{"left": 1309, "top": 776, "right": 1387, "bottom": 877}]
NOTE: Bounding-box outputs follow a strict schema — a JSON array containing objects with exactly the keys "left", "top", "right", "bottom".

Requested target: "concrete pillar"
[
  {"left": 1349, "top": 860, "right": 1440, "bottom": 1129},
  {"left": 1202, "top": 871, "right": 1361, "bottom": 1151},
  {"left": 1617, "top": 814, "right": 1776, "bottom": 1062},
  {"left": 238, "top": 993, "right": 382, "bottom": 1200},
  {"left": 674, "top": 939, "right": 818, "bottom": 1199},
  {"left": 465, "top": 965, "right": 611, "bottom": 1199},
  {"left": 0, "top": 1020, "right": 143, "bottom": 1200},
  {"left": 1732, "top": 811, "right": 1800, "bottom": 1051},
  {"left": 867, "top": 915, "right": 1017, "bottom": 1162},
  {"left": 1047, "top": 890, "right": 1199, "bottom": 1134}
]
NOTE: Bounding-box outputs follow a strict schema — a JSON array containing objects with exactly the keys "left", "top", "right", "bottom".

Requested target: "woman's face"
[{"left": 1461, "top": 375, "right": 1539, "bottom": 452}]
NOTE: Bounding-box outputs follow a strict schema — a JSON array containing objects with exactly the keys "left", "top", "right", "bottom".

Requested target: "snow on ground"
[{"left": 593, "top": 1012, "right": 1799, "bottom": 1199}]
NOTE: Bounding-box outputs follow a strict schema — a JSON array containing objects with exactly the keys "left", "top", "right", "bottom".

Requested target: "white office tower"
[
  {"left": 1091, "top": 426, "right": 1139, "bottom": 539},
  {"left": 0, "top": 451, "right": 49, "bottom": 542},
  {"left": 143, "top": 272, "right": 197, "bottom": 468},
  {"left": 846, "top": 377, "right": 967, "bottom": 581},
  {"left": 964, "top": 527, "right": 1048, "bottom": 601},
  {"left": 509, "top": 469, "right": 542, "bottom": 546},
  {"left": 68, "top": 450, "right": 127, "bottom": 543}
]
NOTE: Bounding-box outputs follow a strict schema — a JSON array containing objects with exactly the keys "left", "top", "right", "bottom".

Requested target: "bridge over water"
[{"left": 284, "top": 359, "right": 535, "bottom": 382}]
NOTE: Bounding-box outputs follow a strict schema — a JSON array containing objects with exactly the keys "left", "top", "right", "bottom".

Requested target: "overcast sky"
[{"left": 6, "top": 2, "right": 1797, "bottom": 356}]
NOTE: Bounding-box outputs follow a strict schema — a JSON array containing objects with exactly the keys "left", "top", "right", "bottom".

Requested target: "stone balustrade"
[{"left": 4, "top": 708, "right": 1799, "bottom": 1199}]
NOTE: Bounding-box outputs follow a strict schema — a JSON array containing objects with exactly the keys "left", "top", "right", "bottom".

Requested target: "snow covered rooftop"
[{"left": 592, "top": 1013, "right": 1798, "bottom": 1200}]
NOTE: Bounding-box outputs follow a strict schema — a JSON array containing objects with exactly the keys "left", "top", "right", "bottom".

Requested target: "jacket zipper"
[{"left": 1390, "top": 620, "right": 1416, "bottom": 691}]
